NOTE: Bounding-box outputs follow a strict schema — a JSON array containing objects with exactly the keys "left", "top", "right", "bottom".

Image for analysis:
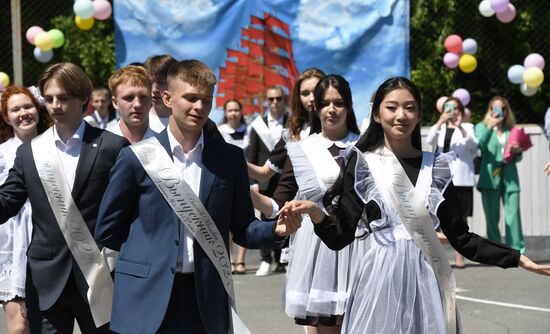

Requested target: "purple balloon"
[
  {"left": 443, "top": 52, "right": 460, "bottom": 69},
  {"left": 496, "top": 4, "right": 516, "bottom": 23},
  {"left": 490, "top": 0, "right": 509, "bottom": 13},
  {"left": 452, "top": 88, "right": 471, "bottom": 107},
  {"left": 524, "top": 53, "right": 545, "bottom": 70}
]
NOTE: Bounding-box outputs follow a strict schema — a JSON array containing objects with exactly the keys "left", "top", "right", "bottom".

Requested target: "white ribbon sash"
[
  {"left": 364, "top": 148, "right": 457, "bottom": 334},
  {"left": 250, "top": 116, "right": 275, "bottom": 152},
  {"left": 130, "top": 137, "right": 249, "bottom": 334},
  {"left": 31, "top": 127, "right": 113, "bottom": 327}
]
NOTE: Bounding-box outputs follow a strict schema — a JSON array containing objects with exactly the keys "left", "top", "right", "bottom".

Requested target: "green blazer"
[{"left": 475, "top": 122, "right": 522, "bottom": 192}]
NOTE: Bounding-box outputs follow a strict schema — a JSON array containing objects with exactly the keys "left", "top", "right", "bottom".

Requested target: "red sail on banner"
[
  {"left": 250, "top": 15, "right": 265, "bottom": 26},
  {"left": 241, "top": 28, "right": 249, "bottom": 38},
  {"left": 264, "top": 69, "right": 291, "bottom": 87},
  {"left": 264, "top": 13, "right": 290, "bottom": 36},
  {"left": 264, "top": 29, "right": 293, "bottom": 57},
  {"left": 248, "top": 27, "right": 264, "bottom": 42}
]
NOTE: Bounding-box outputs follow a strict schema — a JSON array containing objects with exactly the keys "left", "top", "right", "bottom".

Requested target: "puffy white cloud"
[{"left": 296, "top": 0, "right": 398, "bottom": 50}]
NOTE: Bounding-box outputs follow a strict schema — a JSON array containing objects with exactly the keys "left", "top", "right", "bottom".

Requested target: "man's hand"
[{"left": 274, "top": 203, "right": 302, "bottom": 237}]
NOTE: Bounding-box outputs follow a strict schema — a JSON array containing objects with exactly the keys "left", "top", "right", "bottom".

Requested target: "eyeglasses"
[{"left": 267, "top": 96, "right": 283, "bottom": 102}]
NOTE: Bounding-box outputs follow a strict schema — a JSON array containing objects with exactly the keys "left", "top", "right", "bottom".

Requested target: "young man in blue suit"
[{"left": 95, "top": 59, "right": 300, "bottom": 334}]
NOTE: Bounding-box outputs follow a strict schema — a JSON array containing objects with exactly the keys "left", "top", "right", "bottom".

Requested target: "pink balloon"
[
  {"left": 93, "top": 0, "right": 112, "bottom": 20},
  {"left": 452, "top": 88, "right": 471, "bottom": 107},
  {"left": 463, "top": 108, "right": 471, "bottom": 123},
  {"left": 524, "top": 53, "right": 545, "bottom": 70},
  {"left": 496, "top": 4, "right": 516, "bottom": 23},
  {"left": 26, "top": 26, "right": 44, "bottom": 45},
  {"left": 436, "top": 96, "right": 448, "bottom": 113},
  {"left": 490, "top": 0, "right": 509, "bottom": 13},
  {"left": 443, "top": 52, "right": 460, "bottom": 69},
  {"left": 444, "top": 35, "right": 462, "bottom": 54}
]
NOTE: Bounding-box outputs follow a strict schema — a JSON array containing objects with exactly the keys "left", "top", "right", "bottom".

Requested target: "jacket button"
[{"left": 174, "top": 239, "right": 179, "bottom": 246}]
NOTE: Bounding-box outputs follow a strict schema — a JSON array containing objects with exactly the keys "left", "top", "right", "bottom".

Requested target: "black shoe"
[{"left": 274, "top": 263, "right": 286, "bottom": 273}]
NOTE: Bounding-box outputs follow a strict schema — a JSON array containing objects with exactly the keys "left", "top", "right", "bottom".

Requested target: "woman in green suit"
[{"left": 476, "top": 96, "right": 525, "bottom": 253}]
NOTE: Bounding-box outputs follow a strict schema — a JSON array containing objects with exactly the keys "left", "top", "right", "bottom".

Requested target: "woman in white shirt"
[
  {"left": 0, "top": 85, "right": 51, "bottom": 334},
  {"left": 426, "top": 96, "right": 478, "bottom": 267}
]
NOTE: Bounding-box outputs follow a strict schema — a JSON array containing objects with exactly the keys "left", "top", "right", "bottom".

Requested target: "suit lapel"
[
  {"left": 199, "top": 135, "right": 216, "bottom": 205},
  {"left": 72, "top": 124, "right": 101, "bottom": 198}
]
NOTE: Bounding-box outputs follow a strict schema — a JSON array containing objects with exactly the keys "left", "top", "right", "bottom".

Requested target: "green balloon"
[{"left": 48, "top": 29, "right": 65, "bottom": 48}]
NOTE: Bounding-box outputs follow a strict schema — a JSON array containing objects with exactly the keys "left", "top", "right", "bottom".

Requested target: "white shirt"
[
  {"left": 53, "top": 121, "right": 85, "bottom": 190},
  {"left": 106, "top": 120, "right": 158, "bottom": 140},
  {"left": 149, "top": 113, "right": 170, "bottom": 133},
  {"left": 167, "top": 127, "right": 204, "bottom": 273},
  {"left": 267, "top": 111, "right": 285, "bottom": 142},
  {"left": 84, "top": 110, "right": 110, "bottom": 129}
]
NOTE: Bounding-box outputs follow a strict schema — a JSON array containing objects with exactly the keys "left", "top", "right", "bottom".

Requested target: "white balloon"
[
  {"left": 462, "top": 38, "right": 478, "bottom": 55},
  {"left": 479, "top": 0, "right": 495, "bottom": 17},
  {"left": 33, "top": 47, "right": 54, "bottom": 63},
  {"left": 520, "top": 83, "right": 537, "bottom": 97},
  {"left": 507, "top": 65, "right": 525, "bottom": 85}
]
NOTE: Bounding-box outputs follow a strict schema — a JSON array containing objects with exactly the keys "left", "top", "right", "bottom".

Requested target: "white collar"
[
  {"left": 167, "top": 126, "right": 204, "bottom": 156},
  {"left": 267, "top": 111, "right": 284, "bottom": 124},
  {"left": 318, "top": 131, "right": 359, "bottom": 148},
  {"left": 219, "top": 123, "right": 246, "bottom": 134},
  {"left": 54, "top": 120, "right": 86, "bottom": 145}
]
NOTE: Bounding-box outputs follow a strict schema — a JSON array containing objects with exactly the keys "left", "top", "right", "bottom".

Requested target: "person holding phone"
[
  {"left": 475, "top": 96, "right": 525, "bottom": 253},
  {"left": 427, "top": 97, "right": 478, "bottom": 267}
]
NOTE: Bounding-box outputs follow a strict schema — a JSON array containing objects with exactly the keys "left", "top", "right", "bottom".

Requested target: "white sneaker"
[{"left": 255, "top": 261, "right": 272, "bottom": 276}]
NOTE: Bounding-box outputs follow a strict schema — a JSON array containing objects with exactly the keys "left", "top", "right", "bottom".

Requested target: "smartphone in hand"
[
  {"left": 493, "top": 106, "right": 503, "bottom": 118},
  {"left": 444, "top": 102, "right": 456, "bottom": 116}
]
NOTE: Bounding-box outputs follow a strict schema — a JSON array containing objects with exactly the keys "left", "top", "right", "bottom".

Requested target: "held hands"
[
  {"left": 274, "top": 202, "right": 302, "bottom": 237},
  {"left": 278, "top": 200, "right": 325, "bottom": 224},
  {"left": 519, "top": 255, "right": 550, "bottom": 276}
]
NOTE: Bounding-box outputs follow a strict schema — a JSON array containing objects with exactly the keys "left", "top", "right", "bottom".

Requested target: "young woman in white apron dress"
[{"left": 279, "top": 77, "right": 550, "bottom": 334}]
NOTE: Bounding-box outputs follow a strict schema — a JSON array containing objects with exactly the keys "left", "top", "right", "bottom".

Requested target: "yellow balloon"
[
  {"left": 34, "top": 31, "right": 54, "bottom": 52},
  {"left": 459, "top": 54, "right": 477, "bottom": 73},
  {"left": 0, "top": 72, "right": 10, "bottom": 87},
  {"left": 75, "top": 16, "right": 94, "bottom": 30},
  {"left": 523, "top": 67, "right": 544, "bottom": 88}
]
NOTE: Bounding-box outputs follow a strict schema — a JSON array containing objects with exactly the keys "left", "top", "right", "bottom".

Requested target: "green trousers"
[{"left": 480, "top": 188, "right": 525, "bottom": 253}]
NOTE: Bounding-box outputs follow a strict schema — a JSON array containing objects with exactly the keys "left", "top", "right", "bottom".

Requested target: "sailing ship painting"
[{"left": 216, "top": 12, "right": 299, "bottom": 115}]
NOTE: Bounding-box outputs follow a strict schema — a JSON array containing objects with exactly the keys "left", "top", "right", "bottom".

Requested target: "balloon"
[
  {"left": 93, "top": 0, "right": 113, "bottom": 20},
  {"left": 490, "top": 0, "right": 509, "bottom": 13},
  {"left": 444, "top": 34, "right": 462, "bottom": 54},
  {"left": 462, "top": 38, "right": 478, "bottom": 55},
  {"left": 479, "top": 0, "right": 495, "bottom": 17},
  {"left": 34, "top": 31, "right": 53, "bottom": 52},
  {"left": 443, "top": 52, "right": 460, "bottom": 69},
  {"left": 507, "top": 65, "right": 525, "bottom": 84},
  {"left": 463, "top": 107, "right": 471, "bottom": 123},
  {"left": 33, "top": 47, "right": 54, "bottom": 63},
  {"left": 520, "top": 83, "right": 537, "bottom": 97},
  {"left": 48, "top": 29, "right": 65, "bottom": 48},
  {"left": 452, "top": 88, "right": 470, "bottom": 107},
  {"left": 458, "top": 54, "right": 477, "bottom": 73},
  {"left": 523, "top": 67, "right": 544, "bottom": 87},
  {"left": 0, "top": 72, "right": 9, "bottom": 87},
  {"left": 25, "top": 26, "right": 44, "bottom": 45},
  {"left": 524, "top": 53, "right": 545, "bottom": 70},
  {"left": 436, "top": 96, "right": 448, "bottom": 113},
  {"left": 496, "top": 4, "right": 516, "bottom": 23},
  {"left": 75, "top": 16, "right": 95, "bottom": 30},
  {"left": 73, "top": 0, "right": 94, "bottom": 19}
]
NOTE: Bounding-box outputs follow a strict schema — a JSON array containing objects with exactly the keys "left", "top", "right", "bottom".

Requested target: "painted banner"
[{"left": 115, "top": 0, "right": 409, "bottom": 123}]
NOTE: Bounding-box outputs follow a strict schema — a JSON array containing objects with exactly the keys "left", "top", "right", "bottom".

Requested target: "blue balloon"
[
  {"left": 507, "top": 64, "right": 525, "bottom": 85},
  {"left": 462, "top": 38, "right": 478, "bottom": 55},
  {"left": 33, "top": 47, "right": 53, "bottom": 63}
]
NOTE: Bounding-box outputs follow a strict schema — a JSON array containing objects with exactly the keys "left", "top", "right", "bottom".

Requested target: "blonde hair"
[
  {"left": 483, "top": 96, "right": 516, "bottom": 129},
  {"left": 166, "top": 59, "right": 217, "bottom": 91},
  {"left": 108, "top": 65, "right": 153, "bottom": 96},
  {"left": 38, "top": 63, "right": 92, "bottom": 102}
]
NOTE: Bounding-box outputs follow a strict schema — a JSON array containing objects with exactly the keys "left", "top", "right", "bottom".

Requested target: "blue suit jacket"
[{"left": 95, "top": 129, "right": 283, "bottom": 334}]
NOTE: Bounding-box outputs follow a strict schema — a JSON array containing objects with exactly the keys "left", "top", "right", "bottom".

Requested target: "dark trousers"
[
  {"left": 156, "top": 274, "right": 207, "bottom": 334},
  {"left": 27, "top": 273, "right": 109, "bottom": 334},
  {"left": 260, "top": 247, "right": 281, "bottom": 264}
]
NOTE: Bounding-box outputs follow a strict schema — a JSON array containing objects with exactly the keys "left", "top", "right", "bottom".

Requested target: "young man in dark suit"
[{"left": 0, "top": 63, "right": 128, "bottom": 333}]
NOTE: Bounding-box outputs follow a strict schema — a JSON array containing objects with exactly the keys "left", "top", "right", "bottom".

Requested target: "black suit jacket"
[
  {"left": 0, "top": 123, "right": 128, "bottom": 311},
  {"left": 245, "top": 114, "right": 288, "bottom": 196}
]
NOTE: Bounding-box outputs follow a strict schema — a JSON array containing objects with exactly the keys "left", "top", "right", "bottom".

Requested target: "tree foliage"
[{"left": 410, "top": 0, "right": 550, "bottom": 125}]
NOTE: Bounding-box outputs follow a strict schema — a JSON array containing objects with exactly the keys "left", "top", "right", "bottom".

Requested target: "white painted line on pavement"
[{"left": 457, "top": 295, "right": 550, "bottom": 313}]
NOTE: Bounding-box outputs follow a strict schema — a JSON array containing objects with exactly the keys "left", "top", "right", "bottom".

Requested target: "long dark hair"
[
  {"left": 323, "top": 76, "right": 422, "bottom": 209},
  {"left": 286, "top": 68, "right": 325, "bottom": 140},
  {"left": 314, "top": 74, "right": 360, "bottom": 135}
]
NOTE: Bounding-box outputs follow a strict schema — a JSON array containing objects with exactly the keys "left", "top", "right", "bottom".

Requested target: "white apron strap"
[
  {"left": 31, "top": 127, "right": 113, "bottom": 328},
  {"left": 364, "top": 148, "right": 457, "bottom": 334},
  {"left": 131, "top": 137, "right": 249, "bottom": 334},
  {"left": 250, "top": 116, "right": 275, "bottom": 152}
]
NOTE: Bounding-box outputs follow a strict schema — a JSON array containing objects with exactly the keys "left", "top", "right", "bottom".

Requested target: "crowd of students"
[{"left": 0, "top": 56, "right": 548, "bottom": 334}]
